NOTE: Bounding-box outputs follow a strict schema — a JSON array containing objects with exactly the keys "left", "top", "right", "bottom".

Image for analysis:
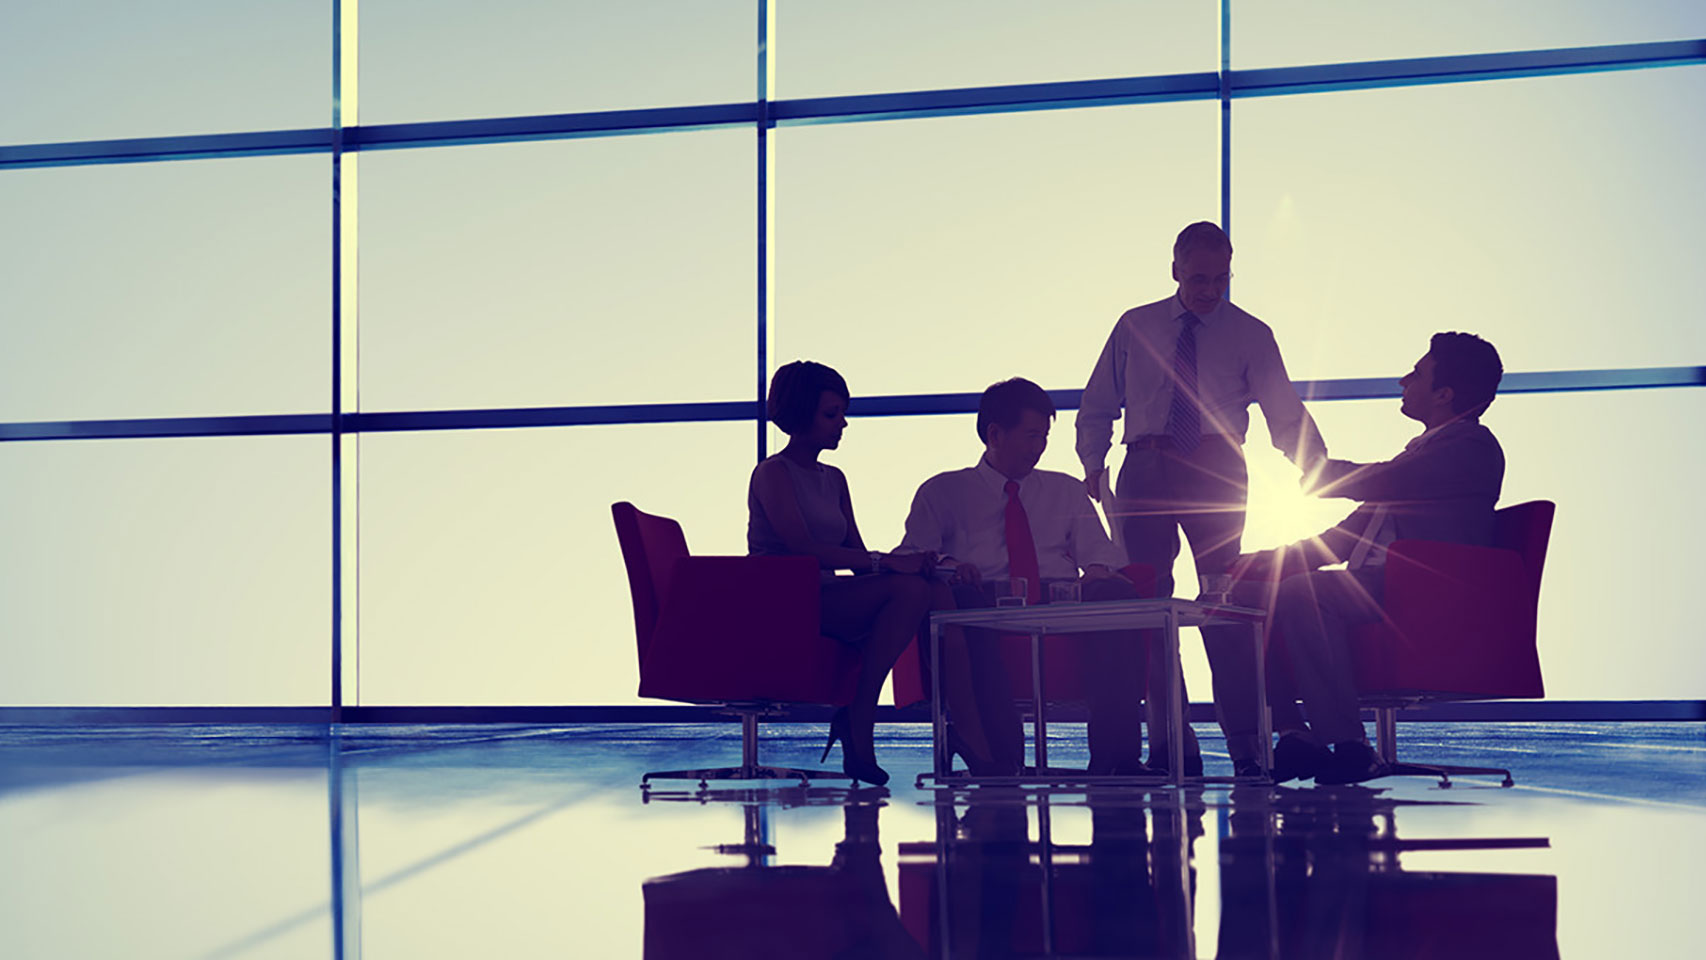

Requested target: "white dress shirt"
[
  {"left": 896, "top": 458, "right": 1126, "bottom": 581},
  {"left": 1075, "top": 294, "right": 1325, "bottom": 474}
]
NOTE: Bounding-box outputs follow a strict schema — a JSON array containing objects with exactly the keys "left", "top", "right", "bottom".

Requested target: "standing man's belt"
[{"left": 1127, "top": 434, "right": 1226, "bottom": 449}]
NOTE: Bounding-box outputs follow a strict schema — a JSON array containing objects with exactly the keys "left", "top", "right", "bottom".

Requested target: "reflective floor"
[{"left": 2, "top": 721, "right": 1702, "bottom": 959}]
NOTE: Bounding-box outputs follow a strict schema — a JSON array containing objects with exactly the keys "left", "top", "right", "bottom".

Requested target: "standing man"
[
  {"left": 900, "top": 378, "right": 1149, "bottom": 776},
  {"left": 1077, "top": 221, "right": 1326, "bottom": 776}
]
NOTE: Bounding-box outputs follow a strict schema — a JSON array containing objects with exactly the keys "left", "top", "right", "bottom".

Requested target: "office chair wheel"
[
  {"left": 1437, "top": 776, "right": 1453, "bottom": 789},
  {"left": 1500, "top": 775, "right": 1515, "bottom": 788}
]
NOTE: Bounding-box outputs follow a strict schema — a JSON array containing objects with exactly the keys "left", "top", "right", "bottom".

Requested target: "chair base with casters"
[
  {"left": 639, "top": 704, "right": 853, "bottom": 792},
  {"left": 1368, "top": 699, "right": 1515, "bottom": 789}
]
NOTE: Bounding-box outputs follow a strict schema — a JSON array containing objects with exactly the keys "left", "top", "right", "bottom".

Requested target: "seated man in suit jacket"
[{"left": 1233, "top": 331, "right": 1505, "bottom": 785}]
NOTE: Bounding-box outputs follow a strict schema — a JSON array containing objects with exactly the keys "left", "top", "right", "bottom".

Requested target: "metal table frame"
[{"left": 919, "top": 597, "right": 1271, "bottom": 788}]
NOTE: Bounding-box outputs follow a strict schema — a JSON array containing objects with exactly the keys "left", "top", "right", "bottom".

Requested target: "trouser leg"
[
  {"left": 1117, "top": 447, "right": 1201, "bottom": 764},
  {"left": 951, "top": 583, "right": 1025, "bottom": 769},
  {"left": 1173, "top": 440, "right": 1261, "bottom": 764},
  {"left": 1080, "top": 575, "right": 1147, "bottom": 767},
  {"left": 1272, "top": 570, "right": 1385, "bottom": 744}
]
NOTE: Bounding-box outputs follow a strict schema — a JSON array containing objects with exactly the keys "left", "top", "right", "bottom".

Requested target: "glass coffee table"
[{"left": 918, "top": 597, "right": 1270, "bottom": 788}]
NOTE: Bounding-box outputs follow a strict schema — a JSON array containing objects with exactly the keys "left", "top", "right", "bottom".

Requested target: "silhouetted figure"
[
  {"left": 897, "top": 378, "right": 1149, "bottom": 775},
  {"left": 1077, "top": 221, "right": 1327, "bottom": 777},
  {"left": 1234, "top": 333, "right": 1505, "bottom": 785},
  {"left": 749, "top": 360, "right": 934, "bottom": 787}
]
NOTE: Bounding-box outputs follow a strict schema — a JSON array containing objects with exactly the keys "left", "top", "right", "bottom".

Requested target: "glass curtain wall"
[{"left": 0, "top": 2, "right": 1701, "bottom": 708}]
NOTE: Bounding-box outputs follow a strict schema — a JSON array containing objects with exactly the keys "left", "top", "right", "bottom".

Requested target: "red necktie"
[{"left": 1003, "top": 480, "right": 1042, "bottom": 604}]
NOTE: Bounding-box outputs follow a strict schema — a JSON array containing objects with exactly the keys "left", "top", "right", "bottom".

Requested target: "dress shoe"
[
  {"left": 1271, "top": 732, "right": 1334, "bottom": 783},
  {"left": 1315, "top": 741, "right": 1391, "bottom": 786},
  {"left": 1232, "top": 759, "right": 1268, "bottom": 779}
]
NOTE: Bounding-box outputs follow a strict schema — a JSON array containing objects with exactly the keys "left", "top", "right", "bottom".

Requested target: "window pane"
[
  {"left": 355, "top": 422, "right": 753, "bottom": 706},
  {"left": 0, "top": 1, "right": 326, "bottom": 144},
  {"left": 773, "top": 104, "right": 1220, "bottom": 398},
  {"left": 0, "top": 436, "right": 329, "bottom": 706},
  {"left": 778, "top": 0, "right": 1217, "bottom": 98},
  {"left": 357, "top": 131, "right": 755, "bottom": 412},
  {"left": 0, "top": 156, "right": 329, "bottom": 422},
  {"left": 1232, "top": 67, "right": 1706, "bottom": 380},
  {"left": 1233, "top": 0, "right": 1706, "bottom": 69},
  {"left": 358, "top": 0, "right": 752, "bottom": 124}
]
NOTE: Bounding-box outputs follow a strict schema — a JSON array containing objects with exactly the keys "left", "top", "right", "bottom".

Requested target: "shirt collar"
[
  {"left": 1172, "top": 293, "right": 1220, "bottom": 324},
  {"left": 1405, "top": 422, "right": 1455, "bottom": 451},
  {"left": 976, "top": 455, "right": 1026, "bottom": 490}
]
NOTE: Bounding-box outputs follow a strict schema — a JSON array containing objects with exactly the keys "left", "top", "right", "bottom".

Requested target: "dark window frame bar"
[
  {"left": 2, "top": 366, "right": 1700, "bottom": 443},
  {"left": 2, "top": 40, "right": 1700, "bottom": 170}
]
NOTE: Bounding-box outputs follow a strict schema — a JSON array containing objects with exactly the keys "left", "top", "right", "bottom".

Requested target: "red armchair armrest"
[{"left": 640, "top": 556, "right": 857, "bottom": 705}]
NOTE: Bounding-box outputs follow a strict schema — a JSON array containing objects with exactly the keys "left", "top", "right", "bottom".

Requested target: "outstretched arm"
[
  {"left": 1250, "top": 325, "right": 1327, "bottom": 468},
  {"left": 1307, "top": 427, "right": 1501, "bottom": 502}
]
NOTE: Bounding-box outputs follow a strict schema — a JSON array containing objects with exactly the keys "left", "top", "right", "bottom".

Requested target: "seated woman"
[{"left": 748, "top": 360, "right": 933, "bottom": 787}]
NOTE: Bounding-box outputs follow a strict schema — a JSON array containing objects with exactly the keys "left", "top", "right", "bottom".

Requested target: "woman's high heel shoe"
[
  {"left": 820, "top": 707, "right": 850, "bottom": 764},
  {"left": 822, "top": 706, "right": 889, "bottom": 786},
  {"left": 842, "top": 747, "right": 890, "bottom": 788},
  {"left": 948, "top": 726, "right": 1019, "bottom": 778}
]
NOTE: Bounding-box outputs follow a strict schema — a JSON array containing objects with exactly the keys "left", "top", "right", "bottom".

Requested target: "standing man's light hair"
[{"left": 1173, "top": 221, "right": 1233, "bottom": 262}]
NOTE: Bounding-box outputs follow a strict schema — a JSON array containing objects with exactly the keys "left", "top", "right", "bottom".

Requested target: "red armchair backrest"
[
  {"left": 612, "top": 501, "right": 691, "bottom": 665},
  {"left": 1350, "top": 499, "right": 1556, "bottom": 699},
  {"left": 1495, "top": 500, "right": 1555, "bottom": 604}
]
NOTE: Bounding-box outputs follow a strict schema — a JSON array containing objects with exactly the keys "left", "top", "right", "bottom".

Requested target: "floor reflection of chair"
[
  {"left": 1217, "top": 792, "right": 1558, "bottom": 960},
  {"left": 898, "top": 794, "right": 1202, "bottom": 958},
  {"left": 642, "top": 800, "right": 924, "bottom": 960}
]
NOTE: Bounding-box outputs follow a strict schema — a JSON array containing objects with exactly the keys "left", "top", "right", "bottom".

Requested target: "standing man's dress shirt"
[
  {"left": 897, "top": 459, "right": 1125, "bottom": 580},
  {"left": 1076, "top": 295, "right": 1324, "bottom": 476}
]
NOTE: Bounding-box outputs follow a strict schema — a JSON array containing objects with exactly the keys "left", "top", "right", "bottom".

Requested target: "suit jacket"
[{"left": 1297, "top": 419, "right": 1504, "bottom": 568}]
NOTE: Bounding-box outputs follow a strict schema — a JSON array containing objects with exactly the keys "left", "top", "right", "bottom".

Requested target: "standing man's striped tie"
[{"left": 1166, "top": 312, "right": 1201, "bottom": 453}]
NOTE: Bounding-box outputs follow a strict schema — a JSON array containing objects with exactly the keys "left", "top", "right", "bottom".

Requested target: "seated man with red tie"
[
  {"left": 1234, "top": 332, "right": 1505, "bottom": 785},
  {"left": 897, "top": 378, "right": 1148, "bottom": 776}
]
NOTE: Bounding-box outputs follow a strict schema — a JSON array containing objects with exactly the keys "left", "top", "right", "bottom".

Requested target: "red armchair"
[
  {"left": 1262, "top": 500, "right": 1554, "bottom": 786},
  {"left": 612, "top": 502, "right": 860, "bottom": 789},
  {"left": 1350, "top": 499, "right": 1554, "bottom": 786}
]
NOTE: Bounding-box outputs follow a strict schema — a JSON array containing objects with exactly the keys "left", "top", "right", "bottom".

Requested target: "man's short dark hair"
[
  {"left": 977, "top": 378, "right": 1056, "bottom": 442},
  {"left": 1173, "top": 221, "right": 1233, "bottom": 261},
  {"left": 767, "top": 360, "right": 849, "bottom": 436},
  {"left": 1429, "top": 332, "right": 1503, "bottom": 419}
]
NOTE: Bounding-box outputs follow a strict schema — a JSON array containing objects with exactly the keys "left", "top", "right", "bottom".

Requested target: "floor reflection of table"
[{"left": 921, "top": 597, "right": 1269, "bottom": 787}]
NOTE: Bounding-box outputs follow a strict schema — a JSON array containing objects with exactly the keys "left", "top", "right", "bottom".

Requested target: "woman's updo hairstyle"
[{"left": 767, "top": 360, "right": 850, "bottom": 436}]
